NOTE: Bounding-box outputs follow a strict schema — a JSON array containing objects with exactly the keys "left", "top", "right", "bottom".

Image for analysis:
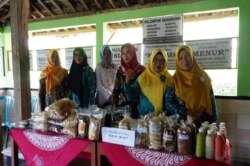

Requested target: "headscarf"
[
  {"left": 40, "top": 49, "right": 67, "bottom": 94},
  {"left": 138, "top": 48, "right": 172, "bottom": 115},
  {"left": 173, "top": 45, "right": 212, "bottom": 115},
  {"left": 117, "top": 43, "right": 145, "bottom": 76},
  {"left": 68, "top": 47, "right": 88, "bottom": 99},
  {"left": 100, "top": 45, "right": 113, "bottom": 67}
]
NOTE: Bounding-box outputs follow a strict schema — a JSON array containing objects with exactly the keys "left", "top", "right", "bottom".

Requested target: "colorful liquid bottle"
[
  {"left": 215, "top": 131, "right": 226, "bottom": 162},
  {"left": 195, "top": 127, "right": 205, "bottom": 158},
  {"left": 205, "top": 129, "right": 215, "bottom": 159}
]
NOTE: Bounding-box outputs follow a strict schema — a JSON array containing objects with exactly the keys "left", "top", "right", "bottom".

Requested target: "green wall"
[{"left": 2, "top": 0, "right": 250, "bottom": 96}]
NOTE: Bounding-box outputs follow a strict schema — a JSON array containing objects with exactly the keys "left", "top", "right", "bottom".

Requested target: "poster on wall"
[
  {"left": 36, "top": 49, "right": 49, "bottom": 71},
  {"left": 0, "top": 47, "right": 5, "bottom": 76},
  {"left": 29, "top": 50, "right": 33, "bottom": 71},
  {"left": 65, "top": 47, "right": 93, "bottom": 70},
  {"left": 110, "top": 44, "right": 142, "bottom": 66},
  {"left": 143, "top": 43, "right": 182, "bottom": 69},
  {"left": 186, "top": 38, "right": 233, "bottom": 69},
  {"left": 143, "top": 15, "right": 183, "bottom": 44}
]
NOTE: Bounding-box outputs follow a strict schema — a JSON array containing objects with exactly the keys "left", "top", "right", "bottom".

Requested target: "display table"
[
  {"left": 10, "top": 128, "right": 96, "bottom": 166},
  {"left": 97, "top": 142, "right": 230, "bottom": 166}
]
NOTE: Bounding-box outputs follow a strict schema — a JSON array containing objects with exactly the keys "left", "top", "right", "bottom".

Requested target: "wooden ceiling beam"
[
  {"left": 30, "top": 2, "right": 45, "bottom": 18},
  {"left": 123, "top": 0, "right": 129, "bottom": 7},
  {"left": 65, "top": 0, "right": 76, "bottom": 12},
  {"left": 79, "top": 0, "right": 89, "bottom": 11},
  {"left": 30, "top": 13, "right": 37, "bottom": 19},
  {"left": 0, "top": 0, "right": 9, "bottom": 8},
  {"left": 0, "top": 12, "right": 10, "bottom": 22},
  {"left": 51, "top": 0, "right": 64, "bottom": 14},
  {"left": 38, "top": 0, "right": 54, "bottom": 16},
  {"left": 94, "top": 0, "right": 102, "bottom": 9},
  {"left": 109, "top": 0, "right": 116, "bottom": 8}
]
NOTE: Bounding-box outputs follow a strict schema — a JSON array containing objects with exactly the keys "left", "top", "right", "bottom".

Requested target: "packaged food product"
[{"left": 149, "top": 116, "right": 162, "bottom": 150}]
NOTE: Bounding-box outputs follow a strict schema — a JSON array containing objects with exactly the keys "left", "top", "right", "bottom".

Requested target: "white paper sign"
[
  {"left": 102, "top": 127, "right": 135, "bottom": 147},
  {"left": 65, "top": 47, "right": 94, "bottom": 69},
  {"left": 110, "top": 44, "right": 142, "bottom": 65},
  {"left": 143, "top": 43, "right": 182, "bottom": 69},
  {"left": 143, "top": 15, "right": 183, "bottom": 44},
  {"left": 36, "top": 49, "right": 49, "bottom": 71},
  {"left": 186, "top": 38, "right": 233, "bottom": 69}
]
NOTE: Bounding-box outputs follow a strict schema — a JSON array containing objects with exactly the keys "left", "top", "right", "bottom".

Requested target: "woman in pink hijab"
[{"left": 112, "top": 43, "right": 145, "bottom": 118}]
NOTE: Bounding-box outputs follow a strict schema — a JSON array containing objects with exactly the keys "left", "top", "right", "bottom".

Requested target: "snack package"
[{"left": 136, "top": 117, "right": 149, "bottom": 148}]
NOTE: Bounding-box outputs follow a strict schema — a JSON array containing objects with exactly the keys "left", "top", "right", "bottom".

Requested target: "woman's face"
[
  {"left": 74, "top": 50, "right": 84, "bottom": 64},
  {"left": 103, "top": 48, "right": 111, "bottom": 61},
  {"left": 121, "top": 46, "right": 133, "bottom": 64},
  {"left": 50, "top": 52, "right": 60, "bottom": 66},
  {"left": 152, "top": 53, "right": 166, "bottom": 74},
  {"left": 178, "top": 49, "right": 193, "bottom": 71}
]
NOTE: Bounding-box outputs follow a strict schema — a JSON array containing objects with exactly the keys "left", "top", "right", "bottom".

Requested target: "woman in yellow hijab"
[
  {"left": 165, "top": 45, "right": 217, "bottom": 125},
  {"left": 38, "top": 49, "right": 68, "bottom": 111},
  {"left": 124, "top": 48, "right": 172, "bottom": 116}
]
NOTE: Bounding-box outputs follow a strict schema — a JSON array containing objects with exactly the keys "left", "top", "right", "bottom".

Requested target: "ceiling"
[
  {"left": 0, "top": 0, "right": 238, "bottom": 36},
  {"left": 0, "top": 0, "right": 200, "bottom": 27}
]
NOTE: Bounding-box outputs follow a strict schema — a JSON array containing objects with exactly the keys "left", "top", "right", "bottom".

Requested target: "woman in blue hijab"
[{"left": 95, "top": 45, "right": 118, "bottom": 108}]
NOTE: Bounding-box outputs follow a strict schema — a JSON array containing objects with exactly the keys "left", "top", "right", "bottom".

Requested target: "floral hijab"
[
  {"left": 173, "top": 45, "right": 212, "bottom": 115},
  {"left": 117, "top": 43, "right": 145, "bottom": 76},
  {"left": 138, "top": 48, "right": 172, "bottom": 115},
  {"left": 40, "top": 49, "right": 67, "bottom": 94}
]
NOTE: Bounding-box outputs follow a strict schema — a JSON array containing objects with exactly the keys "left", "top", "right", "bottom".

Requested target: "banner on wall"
[
  {"left": 143, "top": 15, "right": 183, "bottom": 44},
  {"left": 110, "top": 44, "right": 142, "bottom": 65},
  {"left": 186, "top": 38, "right": 233, "bottom": 69},
  {"left": 36, "top": 49, "right": 49, "bottom": 71},
  {"left": 143, "top": 43, "right": 182, "bottom": 70},
  {"left": 65, "top": 47, "right": 93, "bottom": 70}
]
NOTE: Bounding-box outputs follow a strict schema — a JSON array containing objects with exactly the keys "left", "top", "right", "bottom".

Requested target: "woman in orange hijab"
[
  {"left": 38, "top": 49, "right": 68, "bottom": 111},
  {"left": 165, "top": 45, "right": 217, "bottom": 125}
]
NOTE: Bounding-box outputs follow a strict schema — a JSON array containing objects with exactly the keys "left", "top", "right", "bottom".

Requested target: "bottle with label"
[
  {"left": 205, "top": 129, "right": 215, "bottom": 159},
  {"left": 149, "top": 117, "right": 162, "bottom": 150},
  {"left": 195, "top": 127, "right": 205, "bottom": 158},
  {"left": 215, "top": 131, "right": 226, "bottom": 162},
  {"left": 177, "top": 121, "right": 192, "bottom": 155}
]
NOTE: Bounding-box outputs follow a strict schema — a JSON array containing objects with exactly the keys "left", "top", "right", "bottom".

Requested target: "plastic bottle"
[
  {"left": 219, "top": 122, "right": 227, "bottom": 137},
  {"left": 177, "top": 121, "right": 192, "bottom": 155},
  {"left": 205, "top": 129, "right": 215, "bottom": 159},
  {"left": 215, "top": 131, "right": 226, "bottom": 162},
  {"left": 195, "top": 127, "right": 205, "bottom": 158}
]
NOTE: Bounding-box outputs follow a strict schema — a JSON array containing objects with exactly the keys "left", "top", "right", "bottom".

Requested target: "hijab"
[
  {"left": 100, "top": 45, "right": 113, "bottom": 67},
  {"left": 117, "top": 43, "right": 145, "bottom": 76},
  {"left": 138, "top": 48, "right": 172, "bottom": 115},
  {"left": 68, "top": 47, "right": 88, "bottom": 99},
  {"left": 40, "top": 49, "right": 67, "bottom": 94},
  {"left": 173, "top": 45, "right": 212, "bottom": 115}
]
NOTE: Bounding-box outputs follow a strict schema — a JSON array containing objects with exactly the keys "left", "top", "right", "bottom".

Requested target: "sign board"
[
  {"left": 110, "top": 44, "right": 142, "bottom": 65},
  {"left": 143, "top": 43, "right": 182, "bottom": 69},
  {"left": 36, "top": 49, "right": 49, "bottom": 71},
  {"left": 143, "top": 15, "right": 183, "bottom": 44},
  {"left": 102, "top": 127, "right": 135, "bottom": 147},
  {"left": 65, "top": 47, "right": 94, "bottom": 70},
  {"left": 186, "top": 38, "right": 233, "bottom": 69}
]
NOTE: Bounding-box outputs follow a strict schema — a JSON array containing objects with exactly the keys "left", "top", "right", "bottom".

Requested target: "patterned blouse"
[
  {"left": 165, "top": 86, "right": 217, "bottom": 124},
  {"left": 70, "top": 65, "right": 96, "bottom": 109}
]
